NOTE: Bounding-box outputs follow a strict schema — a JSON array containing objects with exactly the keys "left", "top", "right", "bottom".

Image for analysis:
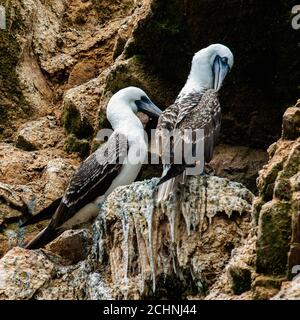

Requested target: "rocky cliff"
[{"left": 0, "top": 0, "right": 299, "bottom": 300}]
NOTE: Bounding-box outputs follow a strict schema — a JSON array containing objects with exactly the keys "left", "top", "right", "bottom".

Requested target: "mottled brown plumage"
[{"left": 157, "top": 89, "right": 220, "bottom": 186}]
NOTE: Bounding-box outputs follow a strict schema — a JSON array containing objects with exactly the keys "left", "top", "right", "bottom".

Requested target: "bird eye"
[{"left": 221, "top": 57, "right": 228, "bottom": 64}]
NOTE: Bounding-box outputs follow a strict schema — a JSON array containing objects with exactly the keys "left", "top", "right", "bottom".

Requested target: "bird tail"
[
  {"left": 157, "top": 171, "right": 186, "bottom": 203},
  {"left": 20, "top": 197, "right": 62, "bottom": 227},
  {"left": 25, "top": 225, "right": 59, "bottom": 250}
]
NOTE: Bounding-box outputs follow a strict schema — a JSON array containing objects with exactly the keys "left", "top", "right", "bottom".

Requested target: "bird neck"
[
  {"left": 179, "top": 60, "right": 213, "bottom": 99},
  {"left": 113, "top": 116, "right": 148, "bottom": 165},
  {"left": 108, "top": 101, "right": 141, "bottom": 129},
  {"left": 109, "top": 108, "right": 145, "bottom": 146}
]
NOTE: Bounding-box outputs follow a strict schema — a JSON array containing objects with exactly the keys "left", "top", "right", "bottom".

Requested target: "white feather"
[{"left": 179, "top": 44, "right": 234, "bottom": 99}]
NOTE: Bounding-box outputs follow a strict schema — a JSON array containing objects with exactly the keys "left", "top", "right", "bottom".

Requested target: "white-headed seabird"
[
  {"left": 25, "top": 86, "right": 162, "bottom": 249},
  {"left": 156, "top": 44, "right": 234, "bottom": 202}
]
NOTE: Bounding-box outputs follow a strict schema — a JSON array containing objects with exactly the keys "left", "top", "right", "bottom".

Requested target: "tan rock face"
[
  {"left": 67, "top": 61, "right": 99, "bottom": 88},
  {"left": 46, "top": 229, "right": 93, "bottom": 265},
  {"left": 0, "top": 247, "right": 55, "bottom": 300},
  {"left": 62, "top": 56, "right": 175, "bottom": 139},
  {"left": 0, "top": 0, "right": 299, "bottom": 301},
  {"left": 0, "top": 144, "right": 79, "bottom": 257},
  {"left": 16, "top": 116, "right": 65, "bottom": 151},
  {"left": 0, "top": 0, "right": 151, "bottom": 259},
  {"left": 0, "top": 246, "right": 112, "bottom": 300}
]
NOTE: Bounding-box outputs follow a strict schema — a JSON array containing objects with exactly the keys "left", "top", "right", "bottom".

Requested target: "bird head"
[
  {"left": 107, "top": 87, "right": 162, "bottom": 129},
  {"left": 188, "top": 44, "right": 234, "bottom": 92}
]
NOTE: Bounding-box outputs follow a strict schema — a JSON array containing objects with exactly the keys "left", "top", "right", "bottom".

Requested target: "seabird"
[
  {"left": 24, "top": 86, "right": 162, "bottom": 249},
  {"left": 156, "top": 44, "right": 234, "bottom": 202}
]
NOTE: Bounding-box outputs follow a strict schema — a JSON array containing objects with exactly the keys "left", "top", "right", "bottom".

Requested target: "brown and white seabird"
[
  {"left": 24, "top": 86, "right": 162, "bottom": 249},
  {"left": 156, "top": 44, "right": 234, "bottom": 202}
]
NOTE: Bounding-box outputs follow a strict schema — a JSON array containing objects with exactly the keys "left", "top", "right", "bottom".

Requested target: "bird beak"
[
  {"left": 213, "top": 55, "right": 230, "bottom": 91},
  {"left": 135, "top": 98, "right": 162, "bottom": 119}
]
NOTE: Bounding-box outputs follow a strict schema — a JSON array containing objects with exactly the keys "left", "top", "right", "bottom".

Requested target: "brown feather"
[{"left": 156, "top": 89, "right": 221, "bottom": 201}]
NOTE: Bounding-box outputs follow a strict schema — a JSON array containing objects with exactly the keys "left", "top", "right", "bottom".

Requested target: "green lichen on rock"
[
  {"left": 0, "top": 1, "right": 29, "bottom": 139},
  {"left": 273, "top": 144, "right": 300, "bottom": 200},
  {"left": 281, "top": 144, "right": 300, "bottom": 179},
  {"left": 252, "top": 197, "right": 266, "bottom": 224},
  {"left": 228, "top": 265, "right": 252, "bottom": 295},
  {"left": 256, "top": 201, "right": 292, "bottom": 276},
  {"left": 274, "top": 178, "right": 292, "bottom": 201},
  {"left": 97, "top": 109, "right": 110, "bottom": 132},
  {"left": 64, "top": 134, "right": 90, "bottom": 159},
  {"left": 258, "top": 160, "right": 284, "bottom": 202},
  {"left": 63, "top": 103, "right": 94, "bottom": 139}
]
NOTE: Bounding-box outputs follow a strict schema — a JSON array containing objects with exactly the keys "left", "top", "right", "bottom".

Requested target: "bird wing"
[
  {"left": 158, "top": 89, "right": 220, "bottom": 184},
  {"left": 177, "top": 89, "right": 221, "bottom": 163},
  {"left": 156, "top": 102, "right": 180, "bottom": 159},
  {"left": 49, "top": 132, "right": 129, "bottom": 229}
]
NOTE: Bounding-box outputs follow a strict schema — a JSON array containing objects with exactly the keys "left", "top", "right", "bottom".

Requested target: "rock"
[
  {"left": 16, "top": 116, "right": 65, "bottom": 151},
  {"left": 98, "top": 56, "right": 175, "bottom": 111},
  {"left": 0, "top": 203, "right": 23, "bottom": 226},
  {"left": 282, "top": 107, "right": 300, "bottom": 140},
  {"left": 0, "top": 247, "right": 55, "bottom": 300},
  {"left": 62, "top": 55, "right": 176, "bottom": 139},
  {"left": 0, "top": 246, "right": 112, "bottom": 300},
  {"left": 0, "top": 0, "right": 55, "bottom": 139},
  {"left": 63, "top": 77, "right": 101, "bottom": 138},
  {"left": 0, "top": 175, "right": 253, "bottom": 300},
  {"left": 33, "top": 262, "right": 111, "bottom": 300},
  {"left": 0, "top": 144, "right": 79, "bottom": 257},
  {"left": 205, "top": 236, "right": 256, "bottom": 300},
  {"left": 210, "top": 144, "right": 268, "bottom": 193},
  {"left": 252, "top": 275, "right": 284, "bottom": 300},
  {"left": 0, "top": 0, "right": 147, "bottom": 141},
  {"left": 0, "top": 143, "right": 78, "bottom": 193},
  {"left": 68, "top": 61, "right": 99, "bottom": 88},
  {"left": 228, "top": 264, "right": 252, "bottom": 296},
  {"left": 256, "top": 200, "right": 292, "bottom": 275},
  {"left": 46, "top": 229, "right": 93, "bottom": 265},
  {"left": 92, "top": 176, "right": 253, "bottom": 299},
  {"left": 272, "top": 277, "right": 300, "bottom": 300},
  {"left": 64, "top": 134, "right": 91, "bottom": 159},
  {"left": 252, "top": 286, "right": 281, "bottom": 300},
  {"left": 254, "top": 104, "right": 300, "bottom": 278}
]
